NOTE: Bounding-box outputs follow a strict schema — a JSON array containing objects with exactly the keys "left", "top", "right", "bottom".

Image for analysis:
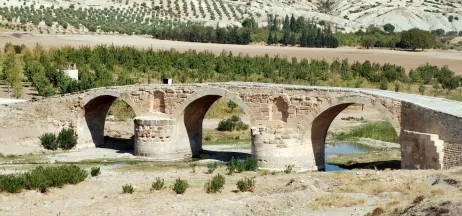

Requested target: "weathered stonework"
[{"left": 2, "top": 82, "right": 462, "bottom": 171}]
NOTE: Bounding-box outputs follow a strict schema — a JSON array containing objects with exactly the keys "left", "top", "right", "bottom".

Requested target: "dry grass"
[
  {"left": 309, "top": 194, "right": 365, "bottom": 209},
  {"left": 333, "top": 171, "right": 449, "bottom": 215}
]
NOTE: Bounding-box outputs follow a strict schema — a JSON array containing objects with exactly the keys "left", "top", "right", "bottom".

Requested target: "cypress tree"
[
  {"left": 290, "top": 14, "right": 296, "bottom": 31},
  {"left": 267, "top": 31, "right": 273, "bottom": 45},
  {"left": 282, "top": 30, "right": 290, "bottom": 45}
]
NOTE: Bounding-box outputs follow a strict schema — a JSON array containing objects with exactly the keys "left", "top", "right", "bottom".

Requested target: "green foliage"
[
  {"left": 284, "top": 165, "right": 294, "bottom": 174},
  {"left": 40, "top": 133, "right": 57, "bottom": 150},
  {"left": 90, "top": 167, "right": 101, "bottom": 177},
  {"left": 236, "top": 177, "right": 255, "bottom": 192},
  {"left": 190, "top": 163, "right": 197, "bottom": 173},
  {"left": 243, "top": 157, "right": 258, "bottom": 171},
  {"left": 0, "top": 165, "right": 87, "bottom": 193},
  {"left": 57, "top": 128, "right": 77, "bottom": 150},
  {"left": 383, "top": 23, "right": 395, "bottom": 33},
  {"left": 206, "top": 162, "right": 218, "bottom": 174},
  {"left": 419, "top": 84, "right": 426, "bottom": 95},
  {"left": 0, "top": 174, "right": 25, "bottom": 193},
  {"left": 334, "top": 121, "right": 399, "bottom": 143},
  {"left": 379, "top": 77, "right": 388, "bottom": 90},
  {"left": 204, "top": 173, "right": 225, "bottom": 193},
  {"left": 227, "top": 100, "right": 238, "bottom": 112},
  {"left": 122, "top": 184, "right": 134, "bottom": 194},
  {"left": 400, "top": 28, "right": 435, "bottom": 51},
  {"left": 172, "top": 178, "right": 188, "bottom": 194},
  {"left": 227, "top": 157, "right": 258, "bottom": 174},
  {"left": 217, "top": 115, "right": 249, "bottom": 131},
  {"left": 151, "top": 177, "right": 164, "bottom": 191}
]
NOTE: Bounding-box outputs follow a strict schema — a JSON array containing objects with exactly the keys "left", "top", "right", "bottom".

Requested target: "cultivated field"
[{"left": 1, "top": 32, "right": 462, "bottom": 73}]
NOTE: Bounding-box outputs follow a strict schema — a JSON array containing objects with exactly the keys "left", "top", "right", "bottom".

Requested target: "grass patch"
[
  {"left": 0, "top": 165, "right": 88, "bottom": 193},
  {"left": 309, "top": 194, "right": 365, "bottom": 209},
  {"left": 107, "top": 99, "right": 136, "bottom": 121},
  {"left": 204, "top": 98, "right": 244, "bottom": 119},
  {"left": 333, "top": 121, "right": 398, "bottom": 143},
  {"left": 202, "top": 128, "right": 250, "bottom": 145}
]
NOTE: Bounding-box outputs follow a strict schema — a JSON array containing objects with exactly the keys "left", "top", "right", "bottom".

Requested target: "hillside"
[{"left": 0, "top": 0, "right": 460, "bottom": 34}]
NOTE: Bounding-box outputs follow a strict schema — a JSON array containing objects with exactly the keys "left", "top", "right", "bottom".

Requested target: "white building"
[{"left": 63, "top": 63, "right": 79, "bottom": 80}]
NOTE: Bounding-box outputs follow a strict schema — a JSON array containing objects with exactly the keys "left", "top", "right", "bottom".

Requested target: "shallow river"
[{"left": 325, "top": 142, "right": 374, "bottom": 171}]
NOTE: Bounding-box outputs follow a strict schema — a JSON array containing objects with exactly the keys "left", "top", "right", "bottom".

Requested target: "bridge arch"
[
  {"left": 83, "top": 90, "right": 138, "bottom": 147},
  {"left": 174, "top": 87, "right": 255, "bottom": 157},
  {"left": 310, "top": 95, "right": 401, "bottom": 170}
]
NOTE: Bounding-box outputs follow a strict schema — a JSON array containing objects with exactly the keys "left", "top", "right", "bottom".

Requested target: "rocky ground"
[{"left": 1, "top": 149, "right": 462, "bottom": 216}]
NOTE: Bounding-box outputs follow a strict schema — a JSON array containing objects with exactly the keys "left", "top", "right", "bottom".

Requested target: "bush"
[
  {"left": 90, "top": 167, "right": 101, "bottom": 177},
  {"left": 217, "top": 115, "right": 249, "bottom": 131},
  {"left": 227, "top": 157, "right": 258, "bottom": 174},
  {"left": 236, "top": 177, "right": 255, "bottom": 192},
  {"left": 151, "top": 177, "right": 164, "bottom": 191},
  {"left": 190, "top": 163, "right": 197, "bottom": 173},
  {"left": 57, "top": 128, "right": 77, "bottom": 150},
  {"left": 284, "top": 165, "right": 294, "bottom": 174},
  {"left": 0, "top": 165, "right": 88, "bottom": 193},
  {"left": 0, "top": 174, "right": 25, "bottom": 193},
  {"left": 122, "top": 184, "right": 134, "bottom": 194},
  {"left": 243, "top": 157, "right": 258, "bottom": 171},
  {"left": 172, "top": 178, "right": 188, "bottom": 194},
  {"left": 204, "top": 173, "right": 225, "bottom": 193},
  {"left": 40, "top": 133, "right": 57, "bottom": 150},
  {"left": 207, "top": 162, "right": 218, "bottom": 174}
]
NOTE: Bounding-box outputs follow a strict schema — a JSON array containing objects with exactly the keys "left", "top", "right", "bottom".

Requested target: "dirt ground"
[
  {"left": 1, "top": 32, "right": 462, "bottom": 73},
  {"left": 1, "top": 147, "right": 462, "bottom": 216}
]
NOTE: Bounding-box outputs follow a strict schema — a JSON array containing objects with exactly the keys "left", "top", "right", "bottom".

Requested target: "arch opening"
[
  {"left": 178, "top": 96, "right": 252, "bottom": 161},
  {"left": 84, "top": 96, "right": 136, "bottom": 152},
  {"left": 311, "top": 103, "right": 401, "bottom": 171}
]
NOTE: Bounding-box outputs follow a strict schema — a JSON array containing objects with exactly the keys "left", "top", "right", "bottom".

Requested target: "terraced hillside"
[{"left": 0, "top": 0, "right": 460, "bottom": 34}]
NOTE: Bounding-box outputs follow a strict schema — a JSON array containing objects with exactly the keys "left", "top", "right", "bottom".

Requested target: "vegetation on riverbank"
[
  {"left": 333, "top": 121, "right": 399, "bottom": 143},
  {"left": 1, "top": 43, "right": 461, "bottom": 100}
]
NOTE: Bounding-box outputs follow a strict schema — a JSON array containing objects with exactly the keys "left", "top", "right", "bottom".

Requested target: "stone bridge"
[{"left": 2, "top": 82, "right": 462, "bottom": 171}]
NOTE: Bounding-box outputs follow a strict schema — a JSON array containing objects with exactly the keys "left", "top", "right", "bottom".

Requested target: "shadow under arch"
[
  {"left": 174, "top": 87, "right": 255, "bottom": 158},
  {"left": 310, "top": 95, "right": 401, "bottom": 170},
  {"left": 83, "top": 90, "right": 138, "bottom": 148}
]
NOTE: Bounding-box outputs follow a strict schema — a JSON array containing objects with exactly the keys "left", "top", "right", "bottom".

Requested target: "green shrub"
[
  {"left": 151, "top": 177, "right": 164, "bottom": 191},
  {"left": 217, "top": 115, "right": 249, "bottom": 131},
  {"left": 284, "top": 165, "right": 294, "bottom": 174},
  {"left": 227, "top": 157, "right": 257, "bottom": 174},
  {"left": 227, "top": 157, "right": 240, "bottom": 174},
  {"left": 0, "top": 174, "right": 25, "bottom": 193},
  {"left": 90, "top": 167, "right": 101, "bottom": 177},
  {"left": 0, "top": 165, "right": 87, "bottom": 193},
  {"left": 122, "top": 184, "right": 134, "bottom": 194},
  {"left": 204, "top": 173, "right": 226, "bottom": 193},
  {"left": 207, "top": 162, "right": 218, "bottom": 174},
  {"left": 236, "top": 177, "right": 255, "bottom": 192},
  {"left": 57, "top": 128, "right": 77, "bottom": 150},
  {"left": 172, "top": 178, "right": 188, "bottom": 194},
  {"left": 190, "top": 163, "right": 197, "bottom": 173},
  {"left": 40, "top": 133, "right": 57, "bottom": 150},
  {"left": 243, "top": 157, "right": 258, "bottom": 171}
]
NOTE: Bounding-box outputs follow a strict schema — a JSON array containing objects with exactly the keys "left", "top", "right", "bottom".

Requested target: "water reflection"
[{"left": 325, "top": 142, "right": 372, "bottom": 171}]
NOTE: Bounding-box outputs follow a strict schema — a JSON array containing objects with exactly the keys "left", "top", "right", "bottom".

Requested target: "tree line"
[{"left": 0, "top": 43, "right": 460, "bottom": 98}]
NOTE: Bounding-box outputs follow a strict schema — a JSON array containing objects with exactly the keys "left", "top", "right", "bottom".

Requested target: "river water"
[{"left": 325, "top": 142, "right": 374, "bottom": 171}]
